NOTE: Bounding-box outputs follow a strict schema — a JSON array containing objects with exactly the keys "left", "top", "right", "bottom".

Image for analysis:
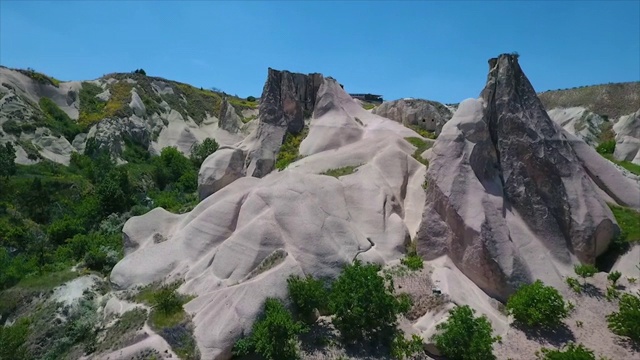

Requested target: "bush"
[
  {"left": 233, "top": 298, "right": 305, "bottom": 360},
  {"left": 506, "top": 280, "right": 568, "bottom": 328},
  {"left": 566, "top": 277, "right": 581, "bottom": 294},
  {"left": 275, "top": 128, "right": 308, "bottom": 170},
  {"left": 329, "top": 260, "right": 401, "bottom": 344},
  {"left": 39, "top": 97, "right": 83, "bottom": 141},
  {"left": 189, "top": 137, "right": 219, "bottom": 168},
  {"left": 431, "top": 305, "right": 496, "bottom": 360},
  {"left": 0, "top": 317, "right": 31, "bottom": 360},
  {"left": 287, "top": 275, "right": 329, "bottom": 318},
  {"left": 574, "top": 264, "right": 598, "bottom": 283},
  {"left": 606, "top": 291, "right": 640, "bottom": 341},
  {"left": 401, "top": 252, "right": 424, "bottom": 271},
  {"left": 536, "top": 342, "right": 596, "bottom": 359},
  {"left": 596, "top": 140, "right": 616, "bottom": 155},
  {"left": 247, "top": 96, "right": 256, "bottom": 102},
  {"left": 153, "top": 146, "right": 196, "bottom": 191},
  {"left": 0, "top": 142, "right": 17, "bottom": 179},
  {"left": 153, "top": 285, "right": 184, "bottom": 315},
  {"left": 391, "top": 333, "right": 424, "bottom": 360},
  {"left": 607, "top": 271, "right": 622, "bottom": 286}
]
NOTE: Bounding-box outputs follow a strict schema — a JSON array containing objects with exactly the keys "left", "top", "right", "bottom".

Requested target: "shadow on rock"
[
  {"left": 515, "top": 322, "right": 576, "bottom": 347},
  {"left": 615, "top": 337, "right": 640, "bottom": 353},
  {"left": 583, "top": 283, "right": 604, "bottom": 298}
]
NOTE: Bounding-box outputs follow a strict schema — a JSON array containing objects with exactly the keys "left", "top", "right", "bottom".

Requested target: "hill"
[{"left": 538, "top": 82, "right": 640, "bottom": 119}]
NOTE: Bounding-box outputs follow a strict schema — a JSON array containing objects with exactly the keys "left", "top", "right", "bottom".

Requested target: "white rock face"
[
  {"left": 198, "top": 147, "right": 246, "bottom": 199},
  {"left": 372, "top": 98, "right": 452, "bottom": 134},
  {"left": 547, "top": 107, "right": 605, "bottom": 146},
  {"left": 613, "top": 109, "right": 640, "bottom": 164},
  {"left": 111, "top": 80, "right": 428, "bottom": 359}
]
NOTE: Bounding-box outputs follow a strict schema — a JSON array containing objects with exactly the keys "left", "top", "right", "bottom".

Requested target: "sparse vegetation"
[
  {"left": 321, "top": 165, "right": 360, "bottom": 178},
  {"left": 536, "top": 342, "right": 597, "bottom": 360},
  {"left": 506, "top": 280, "right": 568, "bottom": 328},
  {"left": 18, "top": 68, "right": 61, "bottom": 87},
  {"left": 431, "top": 305, "right": 496, "bottom": 360},
  {"left": 275, "top": 128, "right": 308, "bottom": 170},
  {"left": 574, "top": 264, "right": 598, "bottom": 284},
  {"left": 602, "top": 154, "right": 640, "bottom": 176},
  {"left": 606, "top": 291, "right": 640, "bottom": 342},
  {"left": 78, "top": 82, "right": 107, "bottom": 126},
  {"left": 361, "top": 102, "right": 376, "bottom": 110},
  {"left": 596, "top": 140, "right": 616, "bottom": 155},
  {"left": 189, "top": 137, "right": 219, "bottom": 168},
  {"left": 608, "top": 205, "right": 640, "bottom": 242},
  {"left": 407, "top": 124, "right": 437, "bottom": 139},
  {"left": 566, "top": 277, "right": 582, "bottom": 294},
  {"left": 39, "top": 97, "right": 84, "bottom": 141},
  {"left": 607, "top": 271, "right": 622, "bottom": 286},
  {"left": 405, "top": 137, "right": 431, "bottom": 166},
  {"left": 401, "top": 243, "right": 423, "bottom": 271}
]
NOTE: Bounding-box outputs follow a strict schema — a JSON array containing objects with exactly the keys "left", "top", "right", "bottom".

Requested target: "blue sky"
[{"left": 1, "top": 1, "right": 638, "bottom": 103}]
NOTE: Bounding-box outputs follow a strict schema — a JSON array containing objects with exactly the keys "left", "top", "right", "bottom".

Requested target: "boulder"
[
  {"left": 613, "top": 109, "right": 640, "bottom": 164},
  {"left": 198, "top": 147, "right": 246, "bottom": 200},
  {"left": 217, "top": 99, "right": 243, "bottom": 134}
]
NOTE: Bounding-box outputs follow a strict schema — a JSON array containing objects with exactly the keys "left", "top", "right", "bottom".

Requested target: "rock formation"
[
  {"left": 372, "top": 98, "right": 453, "bottom": 134},
  {"left": 613, "top": 109, "right": 640, "bottom": 164},
  {"left": 241, "top": 69, "right": 323, "bottom": 177},
  {"left": 547, "top": 107, "right": 606, "bottom": 146},
  {"left": 417, "top": 54, "right": 620, "bottom": 301}
]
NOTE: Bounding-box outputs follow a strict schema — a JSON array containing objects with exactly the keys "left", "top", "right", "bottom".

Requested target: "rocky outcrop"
[
  {"left": 547, "top": 107, "right": 605, "bottom": 146},
  {"left": 198, "top": 148, "right": 246, "bottom": 200},
  {"left": 242, "top": 69, "right": 323, "bottom": 177},
  {"left": 613, "top": 109, "right": 640, "bottom": 164},
  {"left": 373, "top": 98, "right": 452, "bottom": 134},
  {"left": 417, "top": 54, "right": 619, "bottom": 301},
  {"left": 218, "top": 98, "right": 244, "bottom": 134}
]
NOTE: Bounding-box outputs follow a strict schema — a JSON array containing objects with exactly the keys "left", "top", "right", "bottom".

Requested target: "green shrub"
[
  {"left": 78, "top": 82, "right": 106, "bottom": 127},
  {"left": 39, "top": 97, "right": 83, "bottom": 141},
  {"left": 407, "top": 124, "right": 437, "bottom": 139},
  {"left": 606, "top": 291, "right": 640, "bottom": 341},
  {"left": 329, "top": 260, "right": 401, "bottom": 344},
  {"left": 401, "top": 253, "right": 424, "bottom": 271},
  {"left": 566, "top": 277, "right": 581, "bottom": 294},
  {"left": 536, "top": 342, "right": 596, "bottom": 360},
  {"left": 0, "top": 316, "right": 31, "bottom": 360},
  {"left": 574, "top": 264, "right": 598, "bottom": 283},
  {"left": 405, "top": 137, "right": 431, "bottom": 166},
  {"left": 19, "top": 68, "right": 61, "bottom": 87},
  {"left": 153, "top": 285, "right": 184, "bottom": 315},
  {"left": 506, "top": 280, "right": 568, "bottom": 328},
  {"left": 246, "top": 96, "right": 256, "bottom": 102},
  {"left": 189, "top": 137, "right": 219, "bottom": 168},
  {"left": 0, "top": 142, "right": 17, "bottom": 179},
  {"left": 431, "top": 305, "right": 496, "bottom": 360},
  {"left": 153, "top": 147, "right": 196, "bottom": 191},
  {"left": 596, "top": 140, "right": 616, "bottom": 155},
  {"left": 2, "top": 119, "right": 21, "bottom": 135},
  {"left": 321, "top": 165, "right": 360, "bottom": 178},
  {"left": 275, "top": 128, "right": 308, "bottom": 170},
  {"left": 233, "top": 298, "right": 306, "bottom": 360},
  {"left": 607, "top": 271, "right": 622, "bottom": 285},
  {"left": 391, "top": 333, "right": 424, "bottom": 360},
  {"left": 287, "top": 275, "right": 329, "bottom": 318}
]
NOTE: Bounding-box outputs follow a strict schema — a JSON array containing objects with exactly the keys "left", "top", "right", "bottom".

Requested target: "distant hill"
[{"left": 538, "top": 82, "right": 640, "bottom": 119}]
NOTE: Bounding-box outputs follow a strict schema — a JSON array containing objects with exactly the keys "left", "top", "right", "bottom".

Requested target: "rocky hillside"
[
  {"left": 371, "top": 98, "right": 454, "bottom": 136},
  {"left": 539, "top": 82, "right": 640, "bottom": 120},
  {"left": 0, "top": 66, "right": 259, "bottom": 165}
]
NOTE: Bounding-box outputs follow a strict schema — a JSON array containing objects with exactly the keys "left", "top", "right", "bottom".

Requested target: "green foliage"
[
  {"left": 362, "top": 102, "right": 376, "bottom": 110},
  {"left": 78, "top": 82, "right": 107, "bottom": 127},
  {"left": 189, "top": 137, "right": 219, "bottom": 168},
  {"left": 228, "top": 96, "right": 258, "bottom": 110},
  {"left": 121, "top": 137, "right": 150, "bottom": 164},
  {"left": 407, "top": 125, "right": 437, "bottom": 139},
  {"left": 401, "top": 244, "right": 424, "bottom": 270},
  {"left": 153, "top": 285, "right": 184, "bottom": 315},
  {"left": 506, "top": 280, "right": 568, "bottom": 328},
  {"left": 0, "top": 142, "right": 17, "bottom": 179},
  {"left": 38, "top": 97, "right": 83, "bottom": 140},
  {"left": 175, "top": 83, "right": 222, "bottom": 124},
  {"left": 246, "top": 96, "right": 256, "bottom": 102},
  {"left": 275, "top": 128, "right": 308, "bottom": 170},
  {"left": 2, "top": 119, "right": 21, "bottom": 136},
  {"left": 606, "top": 291, "right": 640, "bottom": 341},
  {"left": 605, "top": 286, "right": 620, "bottom": 302},
  {"left": 596, "top": 140, "right": 616, "bottom": 155},
  {"left": 321, "top": 165, "right": 360, "bottom": 178},
  {"left": 566, "top": 277, "right": 582, "bottom": 294},
  {"left": 287, "top": 275, "right": 329, "bottom": 318},
  {"left": 607, "top": 271, "right": 622, "bottom": 285},
  {"left": 19, "top": 68, "right": 61, "bottom": 87},
  {"left": 96, "top": 166, "right": 134, "bottom": 215},
  {"left": 574, "top": 264, "right": 598, "bottom": 283},
  {"left": 536, "top": 342, "right": 596, "bottom": 360},
  {"left": 431, "top": 305, "right": 496, "bottom": 360},
  {"left": 391, "top": 333, "right": 424, "bottom": 360},
  {"left": 608, "top": 204, "right": 640, "bottom": 242},
  {"left": 329, "top": 260, "right": 401, "bottom": 344},
  {"left": 233, "top": 298, "right": 306, "bottom": 360},
  {"left": 0, "top": 317, "right": 31, "bottom": 360},
  {"left": 153, "top": 147, "right": 197, "bottom": 192}
]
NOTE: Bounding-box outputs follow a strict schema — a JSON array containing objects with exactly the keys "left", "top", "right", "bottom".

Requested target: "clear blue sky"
[{"left": 1, "top": 1, "right": 638, "bottom": 104}]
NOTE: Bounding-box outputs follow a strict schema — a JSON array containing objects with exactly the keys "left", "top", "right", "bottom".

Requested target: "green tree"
[
  {"left": 287, "top": 275, "right": 329, "bottom": 319},
  {"left": 431, "top": 305, "right": 496, "bottom": 360},
  {"left": 189, "top": 138, "right": 219, "bottom": 168},
  {"left": 153, "top": 146, "right": 195, "bottom": 190},
  {"left": 329, "top": 260, "right": 401, "bottom": 344},
  {"left": 153, "top": 285, "right": 183, "bottom": 315},
  {"left": 97, "top": 167, "right": 133, "bottom": 215},
  {"left": 0, "top": 142, "right": 17, "bottom": 179},
  {"left": 391, "top": 333, "right": 424, "bottom": 360},
  {"left": 606, "top": 291, "right": 640, "bottom": 341},
  {"left": 233, "top": 298, "right": 305, "bottom": 360},
  {"left": 506, "top": 280, "right": 568, "bottom": 329},
  {"left": 21, "top": 177, "right": 51, "bottom": 223}
]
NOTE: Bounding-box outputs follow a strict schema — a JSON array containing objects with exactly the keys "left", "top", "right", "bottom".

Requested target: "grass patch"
[
  {"left": 362, "top": 102, "right": 376, "bottom": 110},
  {"left": 229, "top": 97, "right": 258, "bottom": 110},
  {"left": 602, "top": 154, "right": 640, "bottom": 176},
  {"left": 15, "top": 269, "right": 78, "bottom": 290},
  {"left": 242, "top": 114, "right": 258, "bottom": 123},
  {"left": 275, "top": 127, "right": 308, "bottom": 170},
  {"left": 405, "top": 137, "right": 431, "bottom": 166},
  {"left": 175, "top": 83, "right": 222, "bottom": 124},
  {"left": 321, "top": 165, "right": 361, "bottom": 178},
  {"left": 18, "top": 68, "right": 61, "bottom": 87},
  {"left": 407, "top": 124, "right": 437, "bottom": 139},
  {"left": 133, "top": 282, "right": 195, "bottom": 330},
  {"left": 609, "top": 204, "right": 640, "bottom": 242},
  {"left": 78, "top": 82, "right": 107, "bottom": 127}
]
